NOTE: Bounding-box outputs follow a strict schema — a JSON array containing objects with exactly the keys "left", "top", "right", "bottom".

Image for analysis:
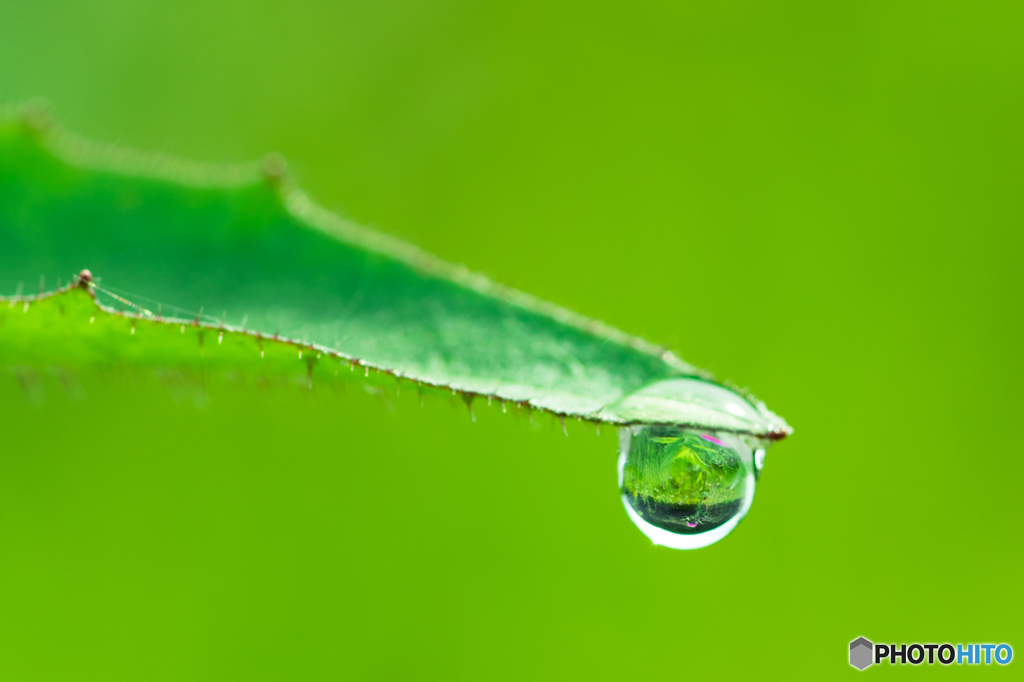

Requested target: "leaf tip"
[
  {"left": 19, "top": 99, "right": 55, "bottom": 135},
  {"left": 260, "top": 153, "right": 290, "bottom": 186}
]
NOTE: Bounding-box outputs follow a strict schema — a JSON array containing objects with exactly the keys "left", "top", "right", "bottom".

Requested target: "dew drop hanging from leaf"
[
  {"left": 0, "top": 114, "right": 792, "bottom": 550},
  {"left": 602, "top": 377, "right": 781, "bottom": 549},
  {"left": 618, "top": 421, "right": 767, "bottom": 549}
]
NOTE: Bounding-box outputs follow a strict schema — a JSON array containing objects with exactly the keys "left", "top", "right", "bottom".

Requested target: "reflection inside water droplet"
[{"left": 618, "top": 425, "right": 761, "bottom": 549}]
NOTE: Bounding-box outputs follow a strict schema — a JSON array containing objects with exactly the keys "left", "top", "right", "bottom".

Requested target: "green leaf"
[{"left": 0, "top": 110, "right": 790, "bottom": 438}]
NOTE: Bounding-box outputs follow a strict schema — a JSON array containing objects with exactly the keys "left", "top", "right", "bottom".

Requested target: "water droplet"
[
  {"left": 602, "top": 377, "right": 791, "bottom": 440},
  {"left": 89, "top": 316, "right": 95, "bottom": 324},
  {"left": 618, "top": 425, "right": 758, "bottom": 550}
]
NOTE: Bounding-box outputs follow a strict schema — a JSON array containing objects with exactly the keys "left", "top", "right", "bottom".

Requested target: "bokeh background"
[{"left": 1, "top": 1, "right": 1021, "bottom": 678}]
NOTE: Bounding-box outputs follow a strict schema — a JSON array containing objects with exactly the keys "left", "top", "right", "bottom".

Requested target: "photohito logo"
[{"left": 849, "top": 637, "right": 1012, "bottom": 669}]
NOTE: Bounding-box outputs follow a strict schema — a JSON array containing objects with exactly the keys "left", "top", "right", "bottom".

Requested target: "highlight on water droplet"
[
  {"left": 754, "top": 448, "right": 767, "bottom": 474},
  {"left": 618, "top": 424, "right": 764, "bottom": 550}
]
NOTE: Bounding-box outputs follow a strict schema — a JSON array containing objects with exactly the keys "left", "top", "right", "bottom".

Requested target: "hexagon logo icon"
[{"left": 850, "top": 637, "right": 873, "bottom": 670}]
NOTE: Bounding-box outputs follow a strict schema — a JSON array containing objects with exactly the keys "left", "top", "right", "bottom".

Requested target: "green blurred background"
[{"left": 1, "top": 1, "right": 1021, "bottom": 678}]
